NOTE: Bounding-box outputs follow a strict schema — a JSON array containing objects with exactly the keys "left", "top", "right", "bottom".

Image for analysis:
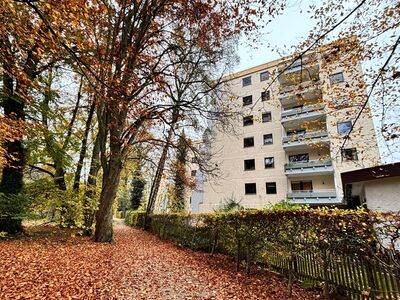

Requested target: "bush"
[{"left": 0, "top": 192, "right": 28, "bottom": 233}]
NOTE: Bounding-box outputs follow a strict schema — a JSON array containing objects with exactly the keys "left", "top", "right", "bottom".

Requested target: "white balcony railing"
[
  {"left": 287, "top": 189, "right": 338, "bottom": 204},
  {"left": 281, "top": 103, "right": 325, "bottom": 121}
]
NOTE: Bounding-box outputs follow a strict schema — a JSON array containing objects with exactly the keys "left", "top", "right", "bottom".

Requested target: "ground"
[{"left": 0, "top": 222, "right": 319, "bottom": 299}]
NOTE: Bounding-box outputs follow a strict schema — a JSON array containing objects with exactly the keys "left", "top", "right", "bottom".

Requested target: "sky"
[{"left": 235, "top": 1, "right": 400, "bottom": 164}]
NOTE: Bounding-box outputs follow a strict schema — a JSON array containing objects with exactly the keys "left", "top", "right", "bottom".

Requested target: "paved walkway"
[{"left": 0, "top": 224, "right": 317, "bottom": 299}]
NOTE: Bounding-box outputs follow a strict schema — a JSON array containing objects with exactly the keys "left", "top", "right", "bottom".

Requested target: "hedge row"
[{"left": 125, "top": 208, "right": 400, "bottom": 298}]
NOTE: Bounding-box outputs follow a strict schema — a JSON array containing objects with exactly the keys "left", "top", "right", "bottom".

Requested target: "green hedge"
[{"left": 125, "top": 208, "right": 400, "bottom": 299}]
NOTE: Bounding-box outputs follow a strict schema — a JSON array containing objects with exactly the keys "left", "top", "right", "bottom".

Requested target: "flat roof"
[{"left": 341, "top": 163, "right": 400, "bottom": 184}]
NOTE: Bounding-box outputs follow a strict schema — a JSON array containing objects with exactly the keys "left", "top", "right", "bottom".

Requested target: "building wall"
[
  {"left": 363, "top": 177, "right": 400, "bottom": 212},
  {"left": 197, "top": 46, "right": 381, "bottom": 213}
]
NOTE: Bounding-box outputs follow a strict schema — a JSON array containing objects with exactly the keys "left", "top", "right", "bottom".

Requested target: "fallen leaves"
[{"left": 0, "top": 224, "right": 318, "bottom": 299}]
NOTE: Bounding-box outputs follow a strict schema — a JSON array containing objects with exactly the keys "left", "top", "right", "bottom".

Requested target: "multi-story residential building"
[{"left": 192, "top": 42, "right": 381, "bottom": 212}]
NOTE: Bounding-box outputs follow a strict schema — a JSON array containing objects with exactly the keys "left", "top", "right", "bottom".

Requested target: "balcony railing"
[
  {"left": 279, "top": 79, "right": 320, "bottom": 95},
  {"left": 283, "top": 131, "right": 328, "bottom": 143},
  {"left": 285, "top": 159, "right": 332, "bottom": 171},
  {"left": 287, "top": 189, "right": 338, "bottom": 204},
  {"left": 281, "top": 103, "right": 325, "bottom": 121}
]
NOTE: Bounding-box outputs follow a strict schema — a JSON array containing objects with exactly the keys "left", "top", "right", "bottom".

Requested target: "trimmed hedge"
[{"left": 126, "top": 208, "right": 400, "bottom": 298}]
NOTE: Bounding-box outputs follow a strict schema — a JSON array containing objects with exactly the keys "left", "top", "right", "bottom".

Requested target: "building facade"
[{"left": 193, "top": 43, "right": 381, "bottom": 212}]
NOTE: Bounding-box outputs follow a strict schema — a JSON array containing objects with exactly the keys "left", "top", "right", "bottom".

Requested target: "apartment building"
[{"left": 193, "top": 42, "right": 381, "bottom": 212}]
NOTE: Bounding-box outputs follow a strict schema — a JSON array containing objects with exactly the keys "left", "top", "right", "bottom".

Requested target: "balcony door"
[{"left": 291, "top": 180, "right": 313, "bottom": 192}]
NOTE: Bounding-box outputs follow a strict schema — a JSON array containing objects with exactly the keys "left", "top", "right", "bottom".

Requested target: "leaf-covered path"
[{"left": 0, "top": 223, "right": 318, "bottom": 299}]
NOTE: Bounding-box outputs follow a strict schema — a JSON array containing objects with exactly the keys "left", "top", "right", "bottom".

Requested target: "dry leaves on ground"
[{"left": 0, "top": 223, "right": 319, "bottom": 299}]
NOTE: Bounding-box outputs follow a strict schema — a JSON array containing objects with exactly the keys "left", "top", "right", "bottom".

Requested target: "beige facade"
[{"left": 197, "top": 44, "right": 381, "bottom": 212}]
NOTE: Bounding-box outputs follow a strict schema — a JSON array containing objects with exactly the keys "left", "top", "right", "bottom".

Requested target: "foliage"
[
  {"left": 24, "top": 178, "right": 84, "bottom": 228},
  {"left": 216, "top": 194, "right": 244, "bottom": 212},
  {"left": 0, "top": 192, "right": 28, "bottom": 233},
  {"left": 169, "top": 132, "right": 190, "bottom": 213},
  {"left": 127, "top": 208, "right": 400, "bottom": 297},
  {"left": 130, "top": 170, "right": 146, "bottom": 211}
]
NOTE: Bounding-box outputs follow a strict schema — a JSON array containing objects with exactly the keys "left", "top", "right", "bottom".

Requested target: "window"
[
  {"left": 337, "top": 121, "right": 352, "bottom": 135},
  {"left": 329, "top": 72, "right": 344, "bottom": 84},
  {"left": 261, "top": 90, "right": 270, "bottom": 101},
  {"left": 243, "top": 137, "right": 254, "bottom": 148},
  {"left": 291, "top": 181, "right": 313, "bottom": 192},
  {"left": 243, "top": 95, "right": 253, "bottom": 106},
  {"left": 244, "top": 159, "right": 255, "bottom": 171},
  {"left": 191, "top": 170, "right": 197, "bottom": 176},
  {"left": 289, "top": 153, "right": 309, "bottom": 162},
  {"left": 287, "top": 129, "right": 306, "bottom": 137},
  {"left": 341, "top": 148, "right": 358, "bottom": 161},
  {"left": 260, "top": 71, "right": 269, "bottom": 81},
  {"left": 266, "top": 182, "right": 277, "bottom": 194},
  {"left": 333, "top": 97, "right": 348, "bottom": 107},
  {"left": 245, "top": 183, "right": 257, "bottom": 195},
  {"left": 263, "top": 133, "right": 273, "bottom": 145},
  {"left": 262, "top": 112, "right": 272, "bottom": 123},
  {"left": 243, "top": 115, "right": 254, "bottom": 126},
  {"left": 264, "top": 157, "right": 274, "bottom": 168},
  {"left": 242, "top": 76, "right": 252, "bottom": 87},
  {"left": 191, "top": 157, "right": 198, "bottom": 163}
]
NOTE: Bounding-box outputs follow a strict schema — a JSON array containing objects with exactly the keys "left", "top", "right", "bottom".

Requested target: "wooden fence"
[{"left": 266, "top": 248, "right": 400, "bottom": 299}]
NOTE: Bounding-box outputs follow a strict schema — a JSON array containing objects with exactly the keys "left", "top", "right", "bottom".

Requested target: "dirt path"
[{"left": 0, "top": 224, "right": 318, "bottom": 299}]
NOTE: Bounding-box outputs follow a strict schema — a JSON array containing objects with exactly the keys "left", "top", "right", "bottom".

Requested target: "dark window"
[
  {"left": 266, "top": 182, "right": 277, "bottom": 194},
  {"left": 264, "top": 157, "right": 274, "bottom": 168},
  {"left": 244, "top": 159, "right": 255, "bottom": 171},
  {"left": 261, "top": 90, "right": 270, "bottom": 101},
  {"left": 291, "top": 181, "right": 313, "bottom": 191},
  {"left": 243, "top": 115, "right": 254, "bottom": 126},
  {"left": 341, "top": 148, "right": 358, "bottom": 161},
  {"left": 191, "top": 170, "right": 197, "bottom": 176},
  {"left": 243, "top": 137, "right": 254, "bottom": 148},
  {"left": 337, "top": 121, "right": 352, "bottom": 135},
  {"left": 262, "top": 112, "right": 272, "bottom": 123},
  {"left": 243, "top": 95, "right": 253, "bottom": 106},
  {"left": 263, "top": 133, "right": 273, "bottom": 145},
  {"left": 242, "top": 76, "right": 252, "bottom": 87},
  {"left": 260, "top": 71, "right": 269, "bottom": 81},
  {"left": 191, "top": 157, "right": 198, "bottom": 163},
  {"left": 245, "top": 183, "right": 257, "bottom": 194},
  {"left": 329, "top": 72, "right": 344, "bottom": 84},
  {"left": 289, "top": 153, "right": 309, "bottom": 162}
]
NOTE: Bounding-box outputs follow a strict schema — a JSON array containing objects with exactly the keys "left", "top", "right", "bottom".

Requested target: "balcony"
[
  {"left": 281, "top": 103, "right": 325, "bottom": 123},
  {"left": 282, "top": 131, "right": 329, "bottom": 149},
  {"left": 278, "top": 64, "right": 320, "bottom": 89},
  {"left": 287, "top": 190, "right": 339, "bottom": 205},
  {"left": 285, "top": 159, "right": 333, "bottom": 176}
]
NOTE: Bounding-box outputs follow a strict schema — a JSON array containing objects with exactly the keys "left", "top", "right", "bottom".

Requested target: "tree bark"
[
  {"left": 82, "top": 133, "right": 101, "bottom": 236},
  {"left": 73, "top": 97, "right": 96, "bottom": 192}
]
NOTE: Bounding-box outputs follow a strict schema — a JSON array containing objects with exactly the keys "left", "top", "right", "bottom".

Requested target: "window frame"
[
  {"left": 242, "top": 95, "right": 253, "bottom": 106},
  {"left": 245, "top": 183, "right": 257, "bottom": 195},
  {"left": 242, "top": 76, "right": 252, "bottom": 87},
  {"left": 243, "top": 137, "right": 255, "bottom": 148},
  {"left": 262, "top": 111, "right": 272, "bottom": 123},
  {"left": 244, "top": 159, "right": 256, "bottom": 171},
  {"left": 337, "top": 120, "right": 352, "bottom": 135},
  {"left": 266, "top": 182, "right": 277, "bottom": 194},
  {"left": 261, "top": 90, "right": 270, "bottom": 101},
  {"left": 260, "top": 71, "right": 269, "bottom": 82},
  {"left": 243, "top": 115, "right": 254, "bottom": 126},
  {"left": 341, "top": 148, "right": 358, "bottom": 161},
  {"left": 263, "top": 133, "right": 273, "bottom": 145},
  {"left": 264, "top": 157, "right": 274, "bottom": 168},
  {"left": 329, "top": 72, "right": 345, "bottom": 84}
]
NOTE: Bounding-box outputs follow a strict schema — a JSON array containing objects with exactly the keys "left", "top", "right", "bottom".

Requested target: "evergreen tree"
[{"left": 130, "top": 168, "right": 145, "bottom": 210}]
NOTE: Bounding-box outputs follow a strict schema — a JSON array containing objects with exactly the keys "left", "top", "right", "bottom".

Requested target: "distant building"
[{"left": 191, "top": 40, "right": 383, "bottom": 212}]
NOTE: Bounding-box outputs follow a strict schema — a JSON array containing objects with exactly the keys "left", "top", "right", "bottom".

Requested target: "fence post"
[{"left": 323, "top": 250, "right": 330, "bottom": 300}]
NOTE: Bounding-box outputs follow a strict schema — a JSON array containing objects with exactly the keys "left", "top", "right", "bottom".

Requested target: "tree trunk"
[
  {"left": 0, "top": 72, "right": 24, "bottom": 233},
  {"left": 82, "top": 133, "right": 100, "bottom": 236},
  {"left": 73, "top": 98, "right": 96, "bottom": 192},
  {"left": 93, "top": 155, "right": 122, "bottom": 242}
]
